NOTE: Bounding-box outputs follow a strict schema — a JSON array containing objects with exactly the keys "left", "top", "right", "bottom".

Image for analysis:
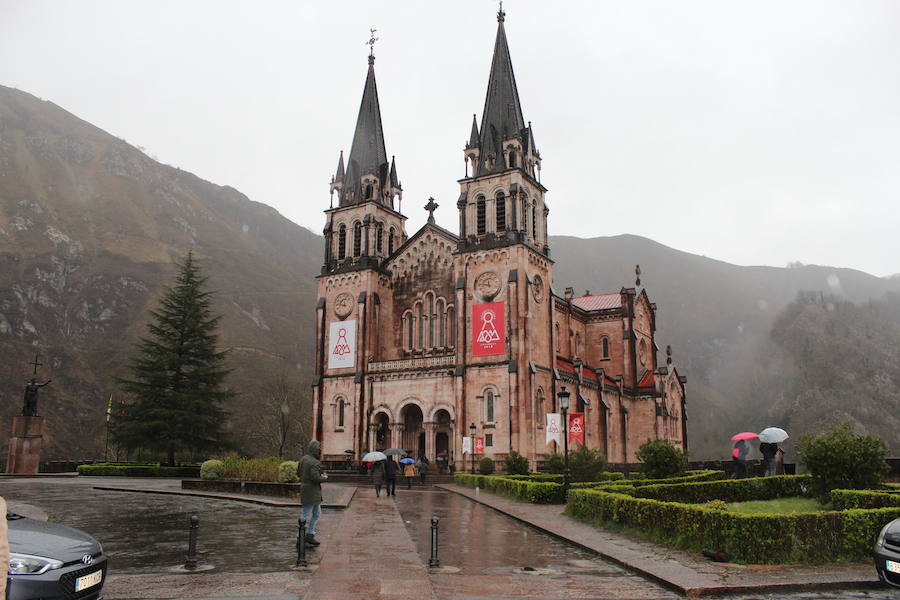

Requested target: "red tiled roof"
[
  {"left": 582, "top": 369, "right": 598, "bottom": 382},
  {"left": 555, "top": 357, "right": 575, "bottom": 374},
  {"left": 637, "top": 369, "right": 655, "bottom": 390},
  {"left": 571, "top": 293, "right": 622, "bottom": 312}
]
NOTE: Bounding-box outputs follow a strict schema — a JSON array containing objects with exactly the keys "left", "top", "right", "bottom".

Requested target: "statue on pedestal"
[{"left": 22, "top": 378, "right": 51, "bottom": 417}]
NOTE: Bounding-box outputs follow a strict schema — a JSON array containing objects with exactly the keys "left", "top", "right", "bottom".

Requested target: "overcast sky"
[{"left": 2, "top": 1, "right": 898, "bottom": 276}]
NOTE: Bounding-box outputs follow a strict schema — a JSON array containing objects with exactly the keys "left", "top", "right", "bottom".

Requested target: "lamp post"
[
  {"left": 469, "top": 422, "right": 477, "bottom": 474},
  {"left": 558, "top": 386, "right": 571, "bottom": 498}
]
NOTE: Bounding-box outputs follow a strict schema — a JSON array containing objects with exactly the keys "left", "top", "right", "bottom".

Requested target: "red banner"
[
  {"left": 475, "top": 437, "right": 485, "bottom": 454},
  {"left": 472, "top": 302, "right": 505, "bottom": 357},
  {"left": 569, "top": 413, "right": 585, "bottom": 445}
]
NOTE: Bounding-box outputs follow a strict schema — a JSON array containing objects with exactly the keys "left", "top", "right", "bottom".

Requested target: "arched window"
[
  {"left": 388, "top": 227, "right": 395, "bottom": 254},
  {"left": 495, "top": 192, "right": 506, "bottom": 232},
  {"left": 338, "top": 398, "right": 345, "bottom": 427},
  {"left": 438, "top": 299, "right": 446, "bottom": 347},
  {"left": 476, "top": 196, "right": 486, "bottom": 235},
  {"left": 536, "top": 388, "right": 545, "bottom": 419},
  {"left": 508, "top": 151, "right": 517, "bottom": 168},
  {"left": 365, "top": 183, "right": 373, "bottom": 199},
  {"left": 427, "top": 294, "right": 435, "bottom": 348},
  {"left": 406, "top": 313, "right": 414, "bottom": 350},
  {"left": 486, "top": 390, "right": 495, "bottom": 422},
  {"left": 521, "top": 196, "right": 527, "bottom": 231},
  {"left": 601, "top": 337, "right": 610, "bottom": 359},
  {"left": 353, "top": 222, "right": 362, "bottom": 257},
  {"left": 417, "top": 302, "right": 424, "bottom": 349},
  {"left": 376, "top": 223, "right": 383, "bottom": 253},
  {"left": 554, "top": 323, "right": 560, "bottom": 352},
  {"left": 337, "top": 224, "right": 347, "bottom": 260},
  {"left": 532, "top": 200, "right": 538, "bottom": 240},
  {"left": 448, "top": 305, "right": 456, "bottom": 346},
  {"left": 575, "top": 333, "right": 581, "bottom": 357}
]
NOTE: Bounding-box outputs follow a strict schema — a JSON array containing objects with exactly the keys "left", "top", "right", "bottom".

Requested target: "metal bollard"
[
  {"left": 296, "top": 517, "right": 308, "bottom": 567},
  {"left": 429, "top": 516, "right": 440, "bottom": 568},
  {"left": 184, "top": 515, "right": 199, "bottom": 570}
]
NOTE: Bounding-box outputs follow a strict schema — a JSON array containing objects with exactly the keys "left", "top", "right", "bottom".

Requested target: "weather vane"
[{"left": 367, "top": 28, "right": 379, "bottom": 63}]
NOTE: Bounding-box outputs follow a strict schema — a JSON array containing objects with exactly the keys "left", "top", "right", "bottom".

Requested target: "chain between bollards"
[
  {"left": 184, "top": 515, "right": 199, "bottom": 570},
  {"left": 429, "top": 515, "right": 440, "bottom": 568},
  {"left": 296, "top": 517, "right": 308, "bottom": 567}
]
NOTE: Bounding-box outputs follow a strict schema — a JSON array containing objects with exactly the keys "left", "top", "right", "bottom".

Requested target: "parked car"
[
  {"left": 875, "top": 517, "right": 900, "bottom": 588},
  {"left": 6, "top": 511, "right": 108, "bottom": 600}
]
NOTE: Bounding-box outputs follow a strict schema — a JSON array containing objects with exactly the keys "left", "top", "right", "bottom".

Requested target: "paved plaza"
[{"left": 1, "top": 476, "right": 894, "bottom": 599}]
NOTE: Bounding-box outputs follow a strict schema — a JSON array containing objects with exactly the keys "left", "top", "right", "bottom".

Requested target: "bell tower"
[{"left": 457, "top": 5, "right": 548, "bottom": 256}]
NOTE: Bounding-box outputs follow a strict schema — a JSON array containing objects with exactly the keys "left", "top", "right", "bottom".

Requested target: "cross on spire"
[
  {"left": 498, "top": 0, "right": 505, "bottom": 22},
  {"left": 367, "top": 28, "right": 379, "bottom": 65},
  {"left": 424, "top": 197, "right": 439, "bottom": 224},
  {"left": 29, "top": 353, "right": 43, "bottom": 376}
]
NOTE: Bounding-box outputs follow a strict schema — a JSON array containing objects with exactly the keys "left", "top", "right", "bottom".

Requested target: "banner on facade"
[
  {"left": 569, "top": 413, "right": 585, "bottom": 446},
  {"left": 328, "top": 320, "right": 356, "bottom": 369},
  {"left": 462, "top": 436, "right": 472, "bottom": 454},
  {"left": 472, "top": 302, "right": 505, "bottom": 356},
  {"left": 475, "top": 436, "right": 485, "bottom": 454},
  {"left": 546, "top": 413, "right": 561, "bottom": 445}
]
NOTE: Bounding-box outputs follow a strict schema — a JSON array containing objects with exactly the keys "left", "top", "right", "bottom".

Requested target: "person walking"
[
  {"left": 297, "top": 439, "right": 327, "bottom": 547},
  {"left": 759, "top": 441, "right": 778, "bottom": 477},
  {"left": 403, "top": 458, "right": 416, "bottom": 489},
  {"left": 370, "top": 459, "right": 386, "bottom": 497},
  {"left": 731, "top": 439, "right": 749, "bottom": 479},
  {"left": 384, "top": 456, "right": 399, "bottom": 497},
  {"left": 416, "top": 456, "right": 429, "bottom": 486}
]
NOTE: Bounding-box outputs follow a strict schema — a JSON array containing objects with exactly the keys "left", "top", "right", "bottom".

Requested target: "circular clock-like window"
[
  {"left": 334, "top": 292, "right": 354, "bottom": 319},
  {"left": 531, "top": 274, "right": 544, "bottom": 303}
]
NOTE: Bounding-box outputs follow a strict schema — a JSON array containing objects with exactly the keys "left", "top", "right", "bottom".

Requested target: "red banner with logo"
[
  {"left": 569, "top": 413, "right": 585, "bottom": 446},
  {"left": 475, "top": 437, "right": 485, "bottom": 454},
  {"left": 472, "top": 302, "right": 505, "bottom": 356}
]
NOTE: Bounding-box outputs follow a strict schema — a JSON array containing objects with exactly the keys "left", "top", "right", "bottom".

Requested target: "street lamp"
[
  {"left": 469, "top": 422, "right": 477, "bottom": 474},
  {"left": 558, "top": 386, "right": 571, "bottom": 498}
]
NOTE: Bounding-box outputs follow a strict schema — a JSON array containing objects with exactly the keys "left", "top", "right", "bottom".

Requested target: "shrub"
[
  {"left": 570, "top": 469, "right": 725, "bottom": 490},
  {"left": 505, "top": 451, "right": 530, "bottom": 475},
  {"left": 219, "top": 454, "right": 282, "bottom": 482},
  {"left": 568, "top": 447, "right": 608, "bottom": 482},
  {"left": 705, "top": 499, "right": 728, "bottom": 511},
  {"left": 455, "top": 473, "right": 564, "bottom": 504},
  {"left": 479, "top": 457, "right": 495, "bottom": 475},
  {"left": 634, "top": 475, "right": 810, "bottom": 503},
  {"left": 278, "top": 461, "right": 300, "bottom": 483},
  {"left": 797, "top": 423, "right": 889, "bottom": 499},
  {"left": 77, "top": 463, "right": 201, "bottom": 477},
  {"left": 545, "top": 451, "right": 565, "bottom": 474},
  {"left": 200, "top": 459, "right": 225, "bottom": 480},
  {"left": 829, "top": 489, "right": 900, "bottom": 510},
  {"left": 635, "top": 438, "right": 687, "bottom": 479}
]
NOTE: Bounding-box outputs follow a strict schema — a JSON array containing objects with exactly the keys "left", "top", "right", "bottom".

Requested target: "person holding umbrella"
[
  {"left": 363, "top": 451, "right": 388, "bottom": 498},
  {"left": 730, "top": 432, "right": 757, "bottom": 479},
  {"left": 384, "top": 455, "right": 399, "bottom": 497},
  {"left": 758, "top": 427, "right": 789, "bottom": 477},
  {"left": 401, "top": 455, "right": 416, "bottom": 489}
]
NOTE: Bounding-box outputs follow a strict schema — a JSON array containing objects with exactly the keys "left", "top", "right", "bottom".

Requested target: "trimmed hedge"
[
  {"left": 571, "top": 469, "right": 725, "bottom": 490},
  {"left": 634, "top": 475, "right": 811, "bottom": 503},
  {"left": 566, "top": 486, "right": 900, "bottom": 563},
  {"left": 77, "top": 464, "right": 200, "bottom": 477},
  {"left": 830, "top": 488, "right": 900, "bottom": 510},
  {"left": 504, "top": 472, "right": 625, "bottom": 484},
  {"left": 455, "top": 473, "right": 564, "bottom": 503}
]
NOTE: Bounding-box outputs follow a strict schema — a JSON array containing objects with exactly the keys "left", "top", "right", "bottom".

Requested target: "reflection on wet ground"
[
  {"left": 396, "top": 488, "right": 624, "bottom": 573},
  {"left": 2, "top": 480, "right": 323, "bottom": 573}
]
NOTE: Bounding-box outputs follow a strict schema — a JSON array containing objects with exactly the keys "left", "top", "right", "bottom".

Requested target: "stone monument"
[{"left": 6, "top": 355, "right": 50, "bottom": 474}]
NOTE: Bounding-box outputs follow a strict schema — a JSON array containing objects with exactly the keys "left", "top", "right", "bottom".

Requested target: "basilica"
[{"left": 311, "top": 9, "right": 687, "bottom": 470}]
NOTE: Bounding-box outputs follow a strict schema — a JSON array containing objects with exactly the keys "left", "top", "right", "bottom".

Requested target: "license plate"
[
  {"left": 887, "top": 560, "right": 900, "bottom": 574},
  {"left": 75, "top": 569, "right": 102, "bottom": 592}
]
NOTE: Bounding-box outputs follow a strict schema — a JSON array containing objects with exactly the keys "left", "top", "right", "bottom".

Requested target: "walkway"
[{"left": 437, "top": 484, "right": 880, "bottom": 597}]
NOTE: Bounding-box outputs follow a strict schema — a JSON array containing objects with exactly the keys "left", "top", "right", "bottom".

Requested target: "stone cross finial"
[
  {"left": 425, "top": 197, "right": 438, "bottom": 224},
  {"left": 29, "top": 353, "right": 43, "bottom": 376},
  {"left": 367, "top": 28, "right": 379, "bottom": 65},
  {"left": 666, "top": 344, "right": 672, "bottom": 365},
  {"left": 498, "top": 1, "right": 505, "bottom": 22},
  {"left": 635, "top": 264, "right": 641, "bottom": 288}
]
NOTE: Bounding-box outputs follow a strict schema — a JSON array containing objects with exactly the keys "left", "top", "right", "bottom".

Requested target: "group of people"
[
  {"left": 731, "top": 439, "right": 784, "bottom": 478},
  {"left": 368, "top": 455, "right": 429, "bottom": 497}
]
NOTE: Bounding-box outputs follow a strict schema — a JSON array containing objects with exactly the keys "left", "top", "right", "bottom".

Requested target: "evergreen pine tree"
[{"left": 113, "top": 252, "right": 233, "bottom": 465}]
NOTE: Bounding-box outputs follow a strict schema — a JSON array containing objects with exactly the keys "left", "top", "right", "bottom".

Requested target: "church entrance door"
[{"left": 401, "top": 404, "right": 424, "bottom": 457}]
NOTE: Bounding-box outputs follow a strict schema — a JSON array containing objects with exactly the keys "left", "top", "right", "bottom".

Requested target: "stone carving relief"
[{"left": 531, "top": 273, "right": 544, "bottom": 303}]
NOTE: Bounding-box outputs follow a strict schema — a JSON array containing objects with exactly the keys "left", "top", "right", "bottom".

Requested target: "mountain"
[
  {"left": 549, "top": 234, "right": 900, "bottom": 459},
  {"left": 0, "top": 85, "right": 322, "bottom": 460}
]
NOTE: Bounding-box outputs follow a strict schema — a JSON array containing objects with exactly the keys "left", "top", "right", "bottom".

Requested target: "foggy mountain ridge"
[{"left": 2, "top": 83, "right": 898, "bottom": 462}]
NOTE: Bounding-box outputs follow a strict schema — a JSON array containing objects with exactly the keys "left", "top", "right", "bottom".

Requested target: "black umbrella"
[{"left": 383, "top": 448, "right": 406, "bottom": 456}]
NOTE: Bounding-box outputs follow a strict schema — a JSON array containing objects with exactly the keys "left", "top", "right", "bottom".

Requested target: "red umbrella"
[{"left": 731, "top": 432, "right": 758, "bottom": 441}]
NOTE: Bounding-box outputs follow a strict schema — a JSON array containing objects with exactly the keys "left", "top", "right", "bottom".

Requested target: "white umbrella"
[
  {"left": 758, "top": 427, "right": 789, "bottom": 443},
  {"left": 362, "top": 451, "right": 387, "bottom": 462}
]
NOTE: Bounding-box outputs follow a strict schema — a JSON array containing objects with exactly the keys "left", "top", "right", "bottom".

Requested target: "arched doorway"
[
  {"left": 433, "top": 409, "right": 453, "bottom": 472},
  {"left": 374, "top": 412, "right": 391, "bottom": 451},
  {"left": 401, "top": 404, "right": 424, "bottom": 458}
]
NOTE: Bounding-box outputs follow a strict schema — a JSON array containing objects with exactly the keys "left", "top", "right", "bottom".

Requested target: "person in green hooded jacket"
[{"left": 297, "top": 439, "right": 327, "bottom": 546}]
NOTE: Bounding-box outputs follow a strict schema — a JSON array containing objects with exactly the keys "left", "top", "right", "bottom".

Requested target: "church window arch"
[
  {"left": 555, "top": 323, "right": 560, "bottom": 352},
  {"left": 337, "top": 224, "right": 347, "bottom": 260},
  {"left": 486, "top": 390, "right": 495, "bottom": 422},
  {"left": 531, "top": 200, "right": 538, "bottom": 241},
  {"left": 476, "top": 196, "right": 486, "bottom": 235},
  {"left": 448, "top": 305, "right": 456, "bottom": 346},
  {"left": 333, "top": 395, "right": 347, "bottom": 428},
  {"left": 353, "top": 221, "right": 362, "bottom": 257},
  {"left": 495, "top": 192, "right": 506, "bottom": 232},
  {"left": 575, "top": 332, "right": 581, "bottom": 358},
  {"left": 388, "top": 227, "right": 395, "bottom": 255},
  {"left": 426, "top": 293, "right": 435, "bottom": 348},
  {"left": 601, "top": 337, "right": 610, "bottom": 360},
  {"left": 375, "top": 222, "right": 384, "bottom": 254},
  {"left": 536, "top": 387, "right": 545, "bottom": 423},
  {"left": 437, "top": 298, "right": 446, "bottom": 347},
  {"left": 364, "top": 181, "right": 373, "bottom": 200},
  {"left": 521, "top": 195, "right": 528, "bottom": 231},
  {"left": 417, "top": 301, "right": 425, "bottom": 349},
  {"left": 403, "top": 310, "right": 414, "bottom": 350},
  {"left": 508, "top": 150, "right": 517, "bottom": 168}
]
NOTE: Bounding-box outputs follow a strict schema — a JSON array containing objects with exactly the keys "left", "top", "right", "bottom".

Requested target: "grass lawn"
[{"left": 726, "top": 496, "right": 828, "bottom": 514}]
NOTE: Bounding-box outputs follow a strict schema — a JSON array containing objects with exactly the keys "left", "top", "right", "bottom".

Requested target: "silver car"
[{"left": 6, "top": 511, "right": 108, "bottom": 600}]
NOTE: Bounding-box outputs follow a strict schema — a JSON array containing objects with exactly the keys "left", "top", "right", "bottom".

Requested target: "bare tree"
[{"left": 247, "top": 370, "right": 311, "bottom": 458}]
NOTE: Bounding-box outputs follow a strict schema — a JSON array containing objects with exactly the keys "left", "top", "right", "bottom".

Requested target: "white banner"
[
  {"left": 328, "top": 320, "right": 356, "bottom": 369},
  {"left": 546, "top": 413, "right": 561, "bottom": 446},
  {"left": 462, "top": 436, "right": 472, "bottom": 454}
]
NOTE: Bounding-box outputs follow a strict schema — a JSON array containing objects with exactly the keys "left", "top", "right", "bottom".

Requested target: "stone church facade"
[{"left": 311, "top": 9, "right": 686, "bottom": 469}]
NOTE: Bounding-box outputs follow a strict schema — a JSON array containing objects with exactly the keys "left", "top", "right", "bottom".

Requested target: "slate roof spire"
[
  {"left": 466, "top": 114, "right": 479, "bottom": 149},
  {"left": 476, "top": 6, "right": 527, "bottom": 175}
]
